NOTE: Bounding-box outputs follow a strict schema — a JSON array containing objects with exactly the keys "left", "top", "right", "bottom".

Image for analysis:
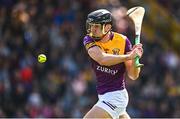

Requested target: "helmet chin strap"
[{"left": 91, "top": 24, "right": 111, "bottom": 41}]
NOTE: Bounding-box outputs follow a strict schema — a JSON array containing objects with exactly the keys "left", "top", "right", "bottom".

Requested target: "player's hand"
[
  {"left": 127, "top": 44, "right": 143, "bottom": 59},
  {"left": 127, "top": 49, "right": 138, "bottom": 60},
  {"left": 132, "top": 43, "right": 143, "bottom": 51},
  {"left": 132, "top": 43, "right": 143, "bottom": 58}
]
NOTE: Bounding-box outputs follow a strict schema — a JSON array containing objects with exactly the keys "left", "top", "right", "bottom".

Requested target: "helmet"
[{"left": 86, "top": 9, "right": 112, "bottom": 41}]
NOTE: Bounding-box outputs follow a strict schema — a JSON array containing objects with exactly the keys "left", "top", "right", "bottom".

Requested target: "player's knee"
[
  {"left": 83, "top": 110, "right": 94, "bottom": 118},
  {"left": 119, "top": 112, "right": 130, "bottom": 119},
  {"left": 83, "top": 114, "right": 88, "bottom": 119},
  {"left": 83, "top": 106, "right": 112, "bottom": 118},
  {"left": 83, "top": 112, "right": 97, "bottom": 118}
]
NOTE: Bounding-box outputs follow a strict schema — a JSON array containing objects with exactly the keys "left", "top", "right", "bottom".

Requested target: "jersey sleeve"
[
  {"left": 124, "top": 37, "right": 132, "bottom": 53},
  {"left": 83, "top": 36, "right": 97, "bottom": 50}
]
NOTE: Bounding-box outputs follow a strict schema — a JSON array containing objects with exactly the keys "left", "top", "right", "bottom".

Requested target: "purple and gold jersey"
[{"left": 83, "top": 32, "right": 132, "bottom": 94}]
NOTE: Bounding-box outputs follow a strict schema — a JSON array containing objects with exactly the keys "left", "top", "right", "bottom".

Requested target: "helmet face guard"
[
  {"left": 86, "top": 23, "right": 107, "bottom": 40},
  {"left": 86, "top": 9, "right": 112, "bottom": 41}
]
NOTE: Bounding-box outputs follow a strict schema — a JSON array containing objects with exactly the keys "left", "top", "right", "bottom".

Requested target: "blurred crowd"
[{"left": 0, "top": 0, "right": 180, "bottom": 118}]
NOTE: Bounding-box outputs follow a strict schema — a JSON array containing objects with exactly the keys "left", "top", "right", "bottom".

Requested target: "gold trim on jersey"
[{"left": 85, "top": 42, "right": 96, "bottom": 50}]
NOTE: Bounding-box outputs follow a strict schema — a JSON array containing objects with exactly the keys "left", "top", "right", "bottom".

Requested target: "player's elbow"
[
  {"left": 127, "top": 67, "right": 141, "bottom": 80},
  {"left": 131, "top": 75, "right": 139, "bottom": 80},
  {"left": 128, "top": 74, "right": 139, "bottom": 80}
]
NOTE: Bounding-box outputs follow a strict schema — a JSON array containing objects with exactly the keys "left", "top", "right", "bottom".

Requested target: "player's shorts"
[{"left": 94, "top": 89, "right": 129, "bottom": 119}]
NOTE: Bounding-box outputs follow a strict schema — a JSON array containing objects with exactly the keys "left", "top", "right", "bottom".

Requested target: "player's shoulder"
[
  {"left": 83, "top": 35, "right": 97, "bottom": 50},
  {"left": 83, "top": 35, "right": 95, "bottom": 45}
]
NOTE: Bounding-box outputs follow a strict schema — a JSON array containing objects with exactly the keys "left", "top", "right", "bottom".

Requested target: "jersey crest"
[
  {"left": 95, "top": 32, "right": 126, "bottom": 55},
  {"left": 112, "top": 48, "right": 120, "bottom": 55}
]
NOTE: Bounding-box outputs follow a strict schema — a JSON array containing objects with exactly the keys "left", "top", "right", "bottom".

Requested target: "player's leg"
[
  {"left": 83, "top": 105, "right": 112, "bottom": 118},
  {"left": 119, "top": 112, "right": 130, "bottom": 119}
]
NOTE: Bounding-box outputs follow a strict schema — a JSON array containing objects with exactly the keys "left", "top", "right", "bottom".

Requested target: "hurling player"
[{"left": 83, "top": 9, "right": 143, "bottom": 119}]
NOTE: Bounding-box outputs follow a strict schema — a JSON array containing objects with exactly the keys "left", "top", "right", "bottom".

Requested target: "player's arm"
[
  {"left": 125, "top": 44, "right": 143, "bottom": 80},
  {"left": 87, "top": 46, "right": 135, "bottom": 66},
  {"left": 125, "top": 60, "right": 141, "bottom": 80}
]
